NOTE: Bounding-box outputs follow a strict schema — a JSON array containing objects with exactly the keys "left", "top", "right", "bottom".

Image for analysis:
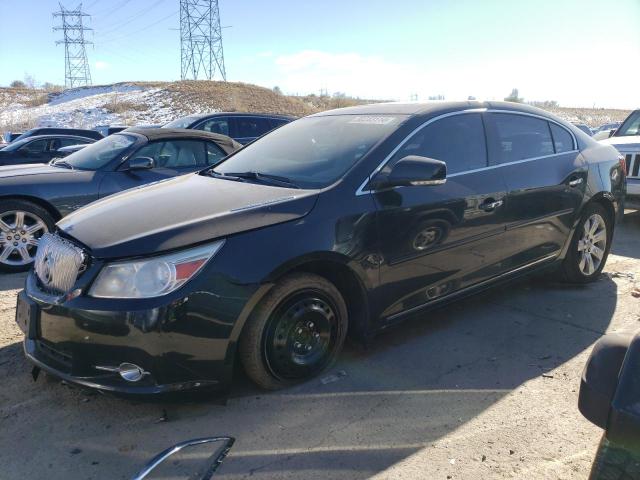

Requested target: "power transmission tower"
[
  {"left": 180, "top": 0, "right": 227, "bottom": 81},
  {"left": 53, "top": 3, "right": 93, "bottom": 89}
]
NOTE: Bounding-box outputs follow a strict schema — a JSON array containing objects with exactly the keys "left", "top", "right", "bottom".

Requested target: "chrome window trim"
[{"left": 356, "top": 108, "right": 578, "bottom": 195}]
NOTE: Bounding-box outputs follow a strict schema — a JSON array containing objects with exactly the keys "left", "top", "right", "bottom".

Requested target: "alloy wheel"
[
  {"left": 577, "top": 213, "right": 607, "bottom": 276},
  {"left": 0, "top": 210, "right": 48, "bottom": 266},
  {"left": 263, "top": 290, "right": 339, "bottom": 380}
]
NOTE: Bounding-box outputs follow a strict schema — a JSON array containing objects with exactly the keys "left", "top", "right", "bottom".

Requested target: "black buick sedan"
[
  {"left": 0, "top": 128, "right": 240, "bottom": 272},
  {"left": 0, "top": 134, "right": 95, "bottom": 166},
  {"left": 17, "top": 101, "right": 625, "bottom": 394}
]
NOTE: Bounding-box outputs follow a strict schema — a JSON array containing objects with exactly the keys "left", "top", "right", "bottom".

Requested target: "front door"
[
  {"left": 484, "top": 112, "right": 586, "bottom": 269},
  {"left": 373, "top": 112, "right": 510, "bottom": 322}
]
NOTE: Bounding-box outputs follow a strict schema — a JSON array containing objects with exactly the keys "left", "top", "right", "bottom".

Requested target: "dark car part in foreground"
[
  {"left": 163, "top": 112, "right": 294, "bottom": 144},
  {"left": 579, "top": 332, "right": 640, "bottom": 479},
  {"left": 17, "top": 101, "right": 624, "bottom": 395},
  {"left": 0, "top": 134, "right": 95, "bottom": 166},
  {"left": 10, "top": 127, "right": 104, "bottom": 143},
  {"left": 0, "top": 128, "right": 241, "bottom": 272}
]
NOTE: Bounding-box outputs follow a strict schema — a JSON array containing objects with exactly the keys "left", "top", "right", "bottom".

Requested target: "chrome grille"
[
  {"left": 34, "top": 233, "right": 85, "bottom": 294},
  {"left": 623, "top": 152, "right": 640, "bottom": 178}
]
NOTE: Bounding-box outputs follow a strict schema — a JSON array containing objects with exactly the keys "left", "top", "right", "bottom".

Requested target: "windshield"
[
  {"left": 614, "top": 112, "right": 640, "bottom": 137},
  {"left": 213, "top": 115, "right": 405, "bottom": 189},
  {"left": 64, "top": 134, "right": 136, "bottom": 170},
  {"left": 163, "top": 116, "right": 201, "bottom": 129}
]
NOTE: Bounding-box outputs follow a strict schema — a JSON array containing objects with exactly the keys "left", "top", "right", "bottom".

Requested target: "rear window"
[
  {"left": 488, "top": 113, "right": 554, "bottom": 164},
  {"left": 549, "top": 124, "right": 574, "bottom": 153}
]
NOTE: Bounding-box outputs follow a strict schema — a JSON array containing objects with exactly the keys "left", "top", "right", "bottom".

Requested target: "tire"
[
  {"left": 239, "top": 273, "right": 348, "bottom": 390},
  {"left": 560, "top": 203, "right": 612, "bottom": 284},
  {"left": 0, "top": 200, "right": 55, "bottom": 273}
]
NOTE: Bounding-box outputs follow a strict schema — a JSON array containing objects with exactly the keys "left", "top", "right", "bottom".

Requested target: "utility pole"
[
  {"left": 53, "top": 2, "right": 93, "bottom": 89},
  {"left": 180, "top": 0, "right": 226, "bottom": 81}
]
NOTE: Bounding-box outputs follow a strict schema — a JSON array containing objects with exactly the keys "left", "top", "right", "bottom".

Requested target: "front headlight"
[{"left": 89, "top": 240, "right": 224, "bottom": 299}]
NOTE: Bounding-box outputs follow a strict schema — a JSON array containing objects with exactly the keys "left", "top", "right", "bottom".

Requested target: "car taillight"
[{"left": 619, "top": 155, "right": 627, "bottom": 176}]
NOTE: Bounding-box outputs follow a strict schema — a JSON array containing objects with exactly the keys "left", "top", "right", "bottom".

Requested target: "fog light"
[
  {"left": 118, "top": 363, "right": 148, "bottom": 382},
  {"left": 95, "top": 362, "right": 149, "bottom": 382}
]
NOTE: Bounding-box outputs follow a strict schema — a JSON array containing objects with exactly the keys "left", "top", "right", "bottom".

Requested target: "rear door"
[
  {"left": 485, "top": 112, "right": 585, "bottom": 269},
  {"left": 375, "top": 112, "right": 510, "bottom": 321}
]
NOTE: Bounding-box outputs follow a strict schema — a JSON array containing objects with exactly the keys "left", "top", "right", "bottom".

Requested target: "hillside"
[{"left": 0, "top": 80, "right": 632, "bottom": 132}]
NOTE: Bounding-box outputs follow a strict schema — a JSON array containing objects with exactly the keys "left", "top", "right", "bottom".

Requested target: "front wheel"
[
  {"left": 239, "top": 273, "right": 348, "bottom": 390},
  {"left": 0, "top": 200, "right": 55, "bottom": 273},
  {"left": 561, "top": 203, "right": 612, "bottom": 283}
]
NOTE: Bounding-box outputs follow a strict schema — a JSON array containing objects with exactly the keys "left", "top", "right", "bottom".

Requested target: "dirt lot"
[{"left": 0, "top": 213, "right": 639, "bottom": 480}]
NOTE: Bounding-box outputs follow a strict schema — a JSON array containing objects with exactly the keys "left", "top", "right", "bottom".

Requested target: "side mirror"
[
  {"left": 127, "top": 156, "right": 155, "bottom": 170},
  {"left": 371, "top": 155, "right": 446, "bottom": 190}
]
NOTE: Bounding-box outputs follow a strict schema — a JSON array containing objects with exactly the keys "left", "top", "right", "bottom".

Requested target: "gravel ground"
[{"left": 0, "top": 212, "right": 639, "bottom": 480}]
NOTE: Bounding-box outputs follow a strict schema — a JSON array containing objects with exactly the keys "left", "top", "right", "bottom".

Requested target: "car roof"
[
  {"left": 183, "top": 112, "right": 296, "bottom": 121},
  {"left": 309, "top": 100, "right": 562, "bottom": 118},
  {"left": 123, "top": 127, "right": 242, "bottom": 152},
  {"left": 27, "top": 127, "right": 98, "bottom": 133},
  {"left": 21, "top": 134, "right": 95, "bottom": 141}
]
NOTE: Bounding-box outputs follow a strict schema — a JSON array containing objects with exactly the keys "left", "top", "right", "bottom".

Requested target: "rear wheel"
[
  {"left": 239, "top": 273, "right": 348, "bottom": 390},
  {"left": 0, "top": 200, "right": 55, "bottom": 273},
  {"left": 561, "top": 203, "right": 612, "bottom": 283}
]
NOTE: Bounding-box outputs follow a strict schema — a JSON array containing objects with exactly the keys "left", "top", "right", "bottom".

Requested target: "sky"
[{"left": 0, "top": 0, "right": 639, "bottom": 109}]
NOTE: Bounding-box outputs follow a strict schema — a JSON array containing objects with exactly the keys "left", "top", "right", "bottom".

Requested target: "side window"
[
  {"left": 197, "top": 117, "right": 230, "bottom": 136},
  {"left": 160, "top": 140, "right": 207, "bottom": 168},
  {"left": 23, "top": 139, "right": 48, "bottom": 154},
  {"left": 488, "top": 113, "right": 554, "bottom": 164},
  {"left": 549, "top": 123, "right": 574, "bottom": 153},
  {"left": 59, "top": 138, "right": 89, "bottom": 147},
  {"left": 49, "top": 139, "right": 62, "bottom": 151},
  {"left": 392, "top": 113, "right": 487, "bottom": 174},
  {"left": 131, "top": 142, "right": 161, "bottom": 164},
  {"left": 236, "top": 117, "right": 272, "bottom": 139},
  {"left": 206, "top": 142, "right": 226, "bottom": 165}
]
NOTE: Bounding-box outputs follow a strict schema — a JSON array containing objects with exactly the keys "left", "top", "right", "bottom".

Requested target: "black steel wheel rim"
[{"left": 263, "top": 289, "right": 340, "bottom": 380}]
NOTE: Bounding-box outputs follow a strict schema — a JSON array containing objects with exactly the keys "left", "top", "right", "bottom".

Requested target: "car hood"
[
  {"left": 0, "top": 163, "right": 78, "bottom": 179},
  {"left": 59, "top": 173, "right": 319, "bottom": 259},
  {"left": 600, "top": 136, "right": 640, "bottom": 149}
]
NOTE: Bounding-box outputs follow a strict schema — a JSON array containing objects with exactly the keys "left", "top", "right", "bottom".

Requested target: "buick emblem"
[{"left": 41, "top": 252, "right": 54, "bottom": 286}]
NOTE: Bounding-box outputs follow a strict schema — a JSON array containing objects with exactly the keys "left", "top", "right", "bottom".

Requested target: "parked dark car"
[
  {"left": 163, "top": 112, "right": 295, "bottom": 144},
  {"left": 0, "top": 134, "right": 95, "bottom": 165},
  {"left": 573, "top": 122, "right": 593, "bottom": 136},
  {"left": 16, "top": 101, "right": 624, "bottom": 396},
  {"left": 10, "top": 127, "right": 104, "bottom": 143},
  {"left": 0, "top": 128, "right": 240, "bottom": 272},
  {"left": 579, "top": 331, "right": 640, "bottom": 479}
]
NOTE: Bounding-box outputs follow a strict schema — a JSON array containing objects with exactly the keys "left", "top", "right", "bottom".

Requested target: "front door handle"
[
  {"left": 568, "top": 177, "right": 583, "bottom": 187},
  {"left": 480, "top": 199, "right": 503, "bottom": 212}
]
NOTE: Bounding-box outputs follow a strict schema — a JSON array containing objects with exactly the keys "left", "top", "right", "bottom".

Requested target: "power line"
[
  {"left": 99, "top": 9, "right": 178, "bottom": 44},
  {"left": 96, "top": 0, "right": 166, "bottom": 37},
  {"left": 53, "top": 2, "right": 93, "bottom": 88},
  {"left": 180, "top": 0, "right": 226, "bottom": 81}
]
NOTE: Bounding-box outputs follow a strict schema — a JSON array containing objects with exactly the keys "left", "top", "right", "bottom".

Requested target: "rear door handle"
[
  {"left": 568, "top": 177, "right": 583, "bottom": 187},
  {"left": 480, "top": 199, "right": 503, "bottom": 212}
]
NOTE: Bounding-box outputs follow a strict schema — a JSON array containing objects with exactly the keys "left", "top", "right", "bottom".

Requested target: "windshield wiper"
[
  {"left": 208, "top": 170, "right": 300, "bottom": 189},
  {"left": 50, "top": 159, "right": 74, "bottom": 170}
]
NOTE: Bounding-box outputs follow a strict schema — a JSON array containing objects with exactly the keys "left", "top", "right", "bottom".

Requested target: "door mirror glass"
[
  {"left": 372, "top": 155, "right": 447, "bottom": 190},
  {"left": 127, "top": 156, "right": 155, "bottom": 170}
]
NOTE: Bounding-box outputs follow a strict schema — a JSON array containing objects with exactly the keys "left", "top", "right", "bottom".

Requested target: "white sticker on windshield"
[{"left": 348, "top": 116, "right": 396, "bottom": 125}]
